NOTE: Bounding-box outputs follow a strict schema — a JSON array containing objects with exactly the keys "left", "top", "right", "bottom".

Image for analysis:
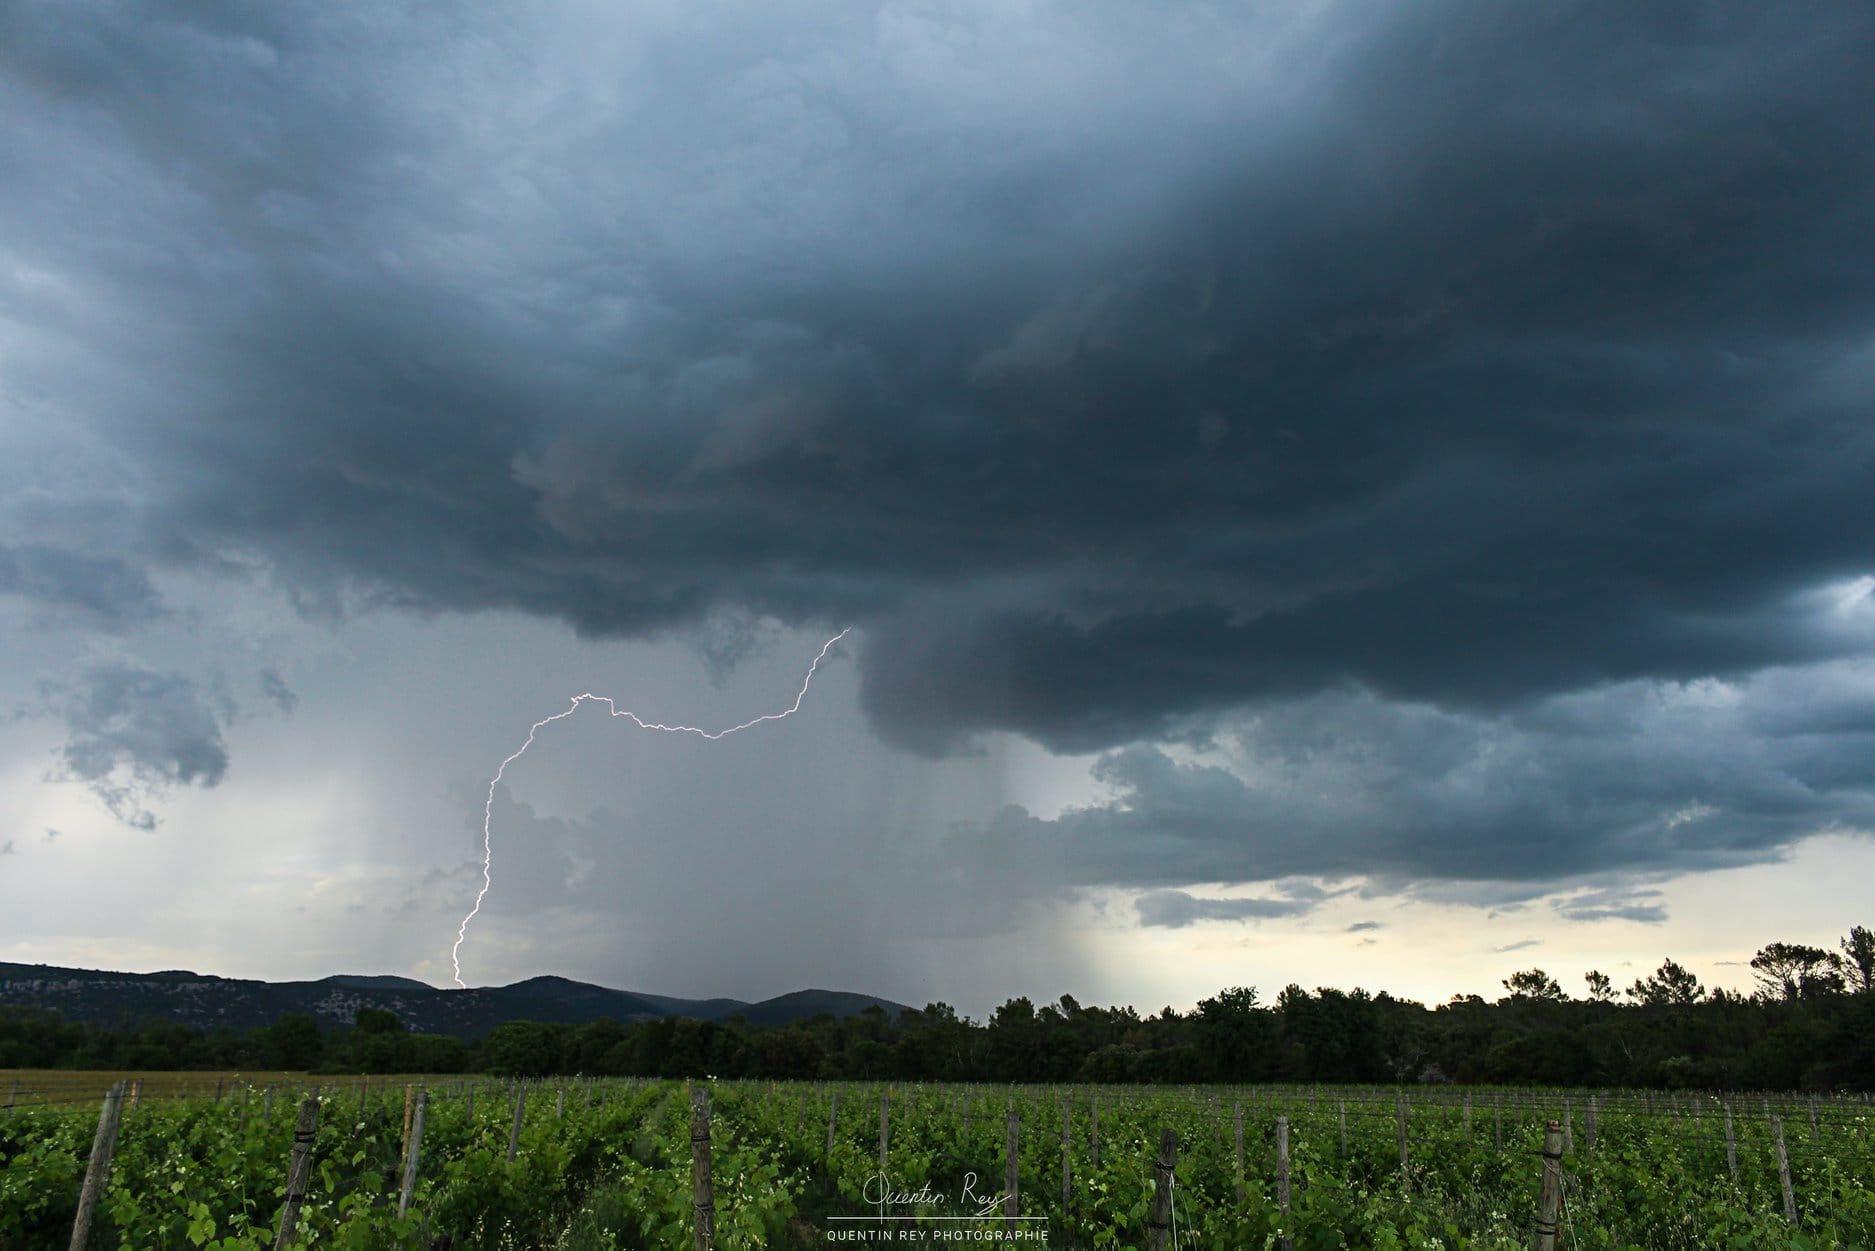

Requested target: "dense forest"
[{"left": 5, "top": 929, "right": 1871, "bottom": 1091}]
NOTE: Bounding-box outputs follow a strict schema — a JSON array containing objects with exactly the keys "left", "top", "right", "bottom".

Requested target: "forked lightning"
[{"left": 450, "top": 628, "right": 851, "bottom": 987}]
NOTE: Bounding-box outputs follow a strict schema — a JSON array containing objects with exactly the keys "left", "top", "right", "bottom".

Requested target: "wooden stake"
[
  {"left": 397, "top": 1089, "right": 426, "bottom": 1220},
  {"left": 1534, "top": 1120, "right": 1563, "bottom": 1251},
  {"left": 1060, "top": 1098, "right": 1073, "bottom": 1228},
  {"left": 1397, "top": 1096, "right": 1410, "bottom": 1195},
  {"left": 273, "top": 1097, "right": 321, "bottom": 1250},
  {"left": 1773, "top": 1115, "right": 1797, "bottom": 1226},
  {"left": 879, "top": 1087, "right": 890, "bottom": 1169},
  {"left": 1276, "top": 1115, "right": 1293, "bottom": 1251},
  {"left": 400, "top": 1085, "right": 413, "bottom": 1160},
  {"left": 1724, "top": 1103, "right": 1738, "bottom": 1183},
  {"left": 69, "top": 1082, "right": 126, "bottom": 1251},
  {"left": 1233, "top": 1101, "right": 1245, "bottom": 1206},
  {"left": 827, "top": 1088, "right": 839, "bottom": 1160},
  {"left": 507, "top": 1086, "right": 527, "bottom": 1164},
  {"left": 1004, "top": 1106, "right": 1020, "bottom": 1229},
  {"left": 1091, "top": 1090, "right": 1100, "bottom": 1168},
  {"left": 691, "top": 1084, "right": 716, "bottom": 1251},
  {"left": 1146, "top": 1127, "right": 1177, "bottom": 1251}
]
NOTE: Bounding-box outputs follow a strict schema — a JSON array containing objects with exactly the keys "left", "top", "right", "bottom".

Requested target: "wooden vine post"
[
  {"left": 69, "top": 1081, "right": 126, "bottom": 1251},
  {"left": 1003, "top": 1106, "right": 1021, "bottom": 1230},
  {"left": 690, "top": 1083, "right": 716, "bottom": 1251},
  {"left": 507, "top": 1086, "right": 527, "bottom": 1164},
  {"left": 1060, "top": 1098, "right": 1072, "bottom": 1226},
  {"left": 397, "top": 1089, "right": 426, "bottom": 1220},
  {"left": 1146, "top": 1127, "right": 1177, "bottom": 1251},
  {"left": 273, "top": 1096, "right": 321, "bottom": 1250},
  {"left": 1724, "top": 1103, "right": 1738, "bottom": 1182},
  {"left": 1233, "top": 1101, "right": 1245, "bottom": 1205},
  {"left": 1772, "top": 1115, "right": 1797, "bottom": 1226},
  {"left": 1533, "top": 1120, "right": 1564, "bottom": 1251},
  {"left": 1396, "top": 1096, "right": 1411, "bottom": 1195},
  {"left": 1276, "top": 1115, "right": 1293, "bottom": 1251}
]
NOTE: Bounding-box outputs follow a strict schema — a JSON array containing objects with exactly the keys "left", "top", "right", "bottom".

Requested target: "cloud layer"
[
  {"left": 46, "top": 663, "right": 230, "bottom": 829},
  {"left": 3, "top": 3, "right": 1873, "bottom": 904}
]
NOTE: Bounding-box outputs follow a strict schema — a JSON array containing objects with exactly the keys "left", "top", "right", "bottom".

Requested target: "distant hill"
[{"left": 0, "top": 961, "right": 909, "bottom": 1041}]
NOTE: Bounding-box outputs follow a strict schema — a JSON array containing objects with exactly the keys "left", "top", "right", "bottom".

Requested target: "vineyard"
[{"left": 4, "top": 1073, "right": 1873, "bottom": 1248}]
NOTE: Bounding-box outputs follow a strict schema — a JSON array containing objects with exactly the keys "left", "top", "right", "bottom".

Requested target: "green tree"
[
  {"left": 406, "top": 1033, "right": 470, "bottom": 1073},
  {"left": 1194, "top": 986, "right": 1275, "bottom": 1080},
  {"left": 1750, "top": 942, "right": 1844, "bottom": 1001},
  {"left": 1839, "top": 925, "right": 1874, "bottom": 994},
  {"left": 1628, "top": 958, "right": 1703, "bottom": 1006},
  {"left": 1584, "top": 970, "right": 1614, "bottom": 1002},
  {"left": 1501, "top": 969, "right": 1565, "bottom": 1002},
  {"left": 481, "top": 1021, "right": 564, "bottom": 1076},
  {"left": 261, "top": 1014, "right": 323, "bottom": 1070},
  {"left": 354, "top": 1007, "right": 403, "bottom": 1035}
]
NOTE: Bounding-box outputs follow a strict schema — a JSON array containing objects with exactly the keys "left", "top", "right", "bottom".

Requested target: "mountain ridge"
[{"left": 0, "top": 960, "right": 910, "bottom": 1040}]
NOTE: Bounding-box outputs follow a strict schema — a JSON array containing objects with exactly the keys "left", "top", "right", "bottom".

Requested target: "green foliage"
[{"left": 7, "top": 1078, "right": 1875, "bottom": 1246}]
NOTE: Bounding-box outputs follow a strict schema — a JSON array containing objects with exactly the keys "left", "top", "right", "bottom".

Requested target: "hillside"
[{"left": 0, "top": 961, "right": 908, "bottom": 1040}]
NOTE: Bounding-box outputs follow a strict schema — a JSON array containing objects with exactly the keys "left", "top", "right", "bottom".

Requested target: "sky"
[{"left": 3, "top": 2, "right": 1874, "bottom": 1023}]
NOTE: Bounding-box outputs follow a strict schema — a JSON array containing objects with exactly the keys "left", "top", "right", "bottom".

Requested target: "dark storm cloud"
[
  {"left": 46, "top": 663, "right": 230, "bottom": 829},
  {"left": 921, "top": 669, "right": 1875, "bottom": 902},
  {"left": 4, "top": 5, "right": 1875, "bottom": 875},
  {"left": 0, "top": 545, "right": 162, "bottom": 628},
  {"left": 1553, "top": 887, "right": 1668, "bottom": 924},
  {"left": 1135, "top": 889, "right": 1315, "bottom": 929}
]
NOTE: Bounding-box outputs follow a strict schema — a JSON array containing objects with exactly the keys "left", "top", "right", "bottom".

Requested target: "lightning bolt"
[{"left": 450, "top": 627, "right": 852, "bottom": 988}]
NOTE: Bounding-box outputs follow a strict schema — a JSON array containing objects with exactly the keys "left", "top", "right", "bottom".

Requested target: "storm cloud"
[
  {"left": 45, "top": 663, "right": 230, "bottom": 829},
  {"left": 3, "top": 2, "right": 1874, "bottom": 931}
]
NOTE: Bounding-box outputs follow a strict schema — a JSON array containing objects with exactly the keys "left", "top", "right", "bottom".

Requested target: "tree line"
[{"left": 4, "top": 927, "right": 1870, "bottom": 1091}]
